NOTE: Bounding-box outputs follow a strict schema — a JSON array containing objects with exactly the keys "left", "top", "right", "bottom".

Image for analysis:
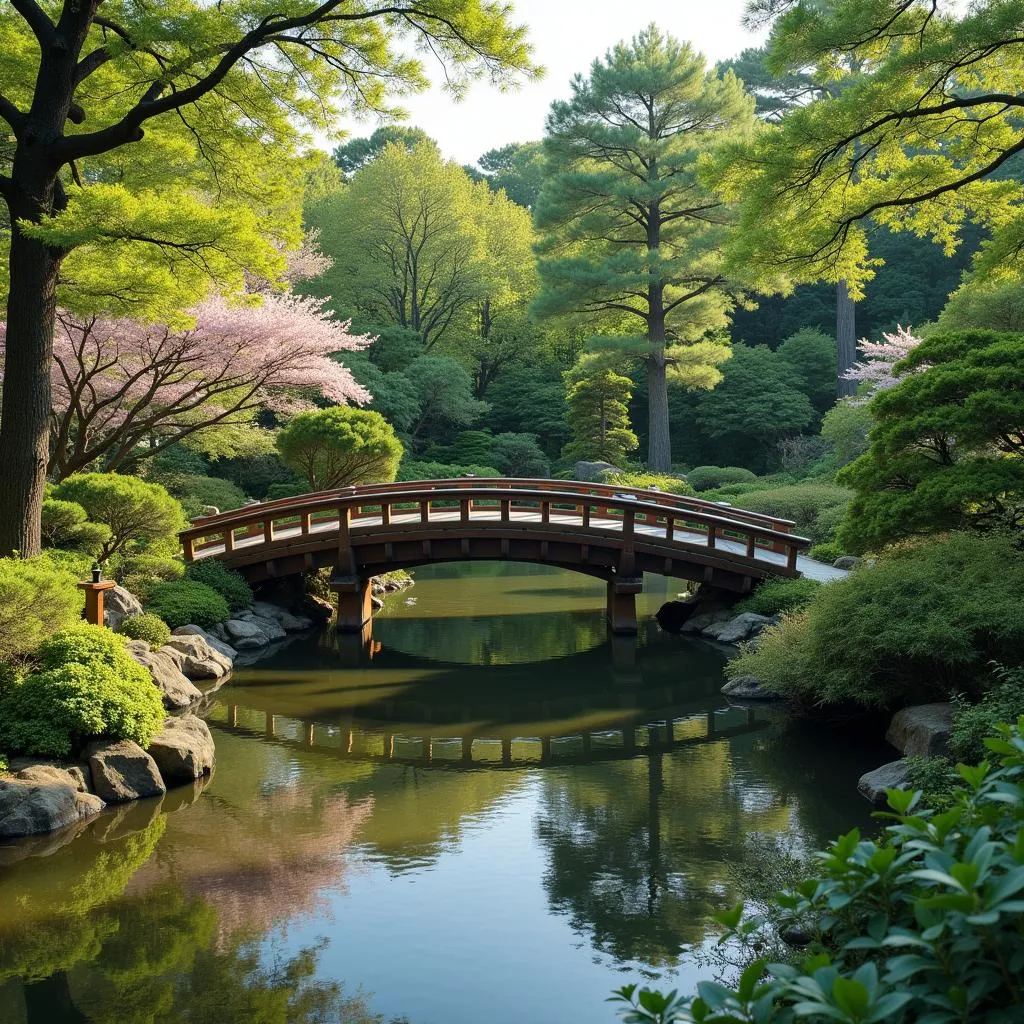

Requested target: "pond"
[{"left": 0, "top": 563, "right": 885, "bottom": 1024}]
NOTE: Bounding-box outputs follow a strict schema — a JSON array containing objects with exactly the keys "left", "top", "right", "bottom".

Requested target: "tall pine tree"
[{"left": 533, "top": 26, "right": 757, "bottom": 471}]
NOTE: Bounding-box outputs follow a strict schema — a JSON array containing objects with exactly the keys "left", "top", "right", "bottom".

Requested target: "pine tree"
[
  {"left": 533, "top": 25, "right": 756, "bottom": 471},
  {"left": 562, "top": 367, "right": 639, "bottom": 467}
]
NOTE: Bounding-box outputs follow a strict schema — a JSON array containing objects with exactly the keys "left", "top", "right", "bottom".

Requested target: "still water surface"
[{"left": 0, "top": 563, "right": 882, "bottom": 1024}]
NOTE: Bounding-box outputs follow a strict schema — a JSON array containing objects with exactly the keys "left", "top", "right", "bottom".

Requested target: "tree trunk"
[
  {"left": 646, "top": 354, "right": 671, "bottom": 472},
  {"left": 836, "top": 279, "right": 857, "bottom": 398},
  {"left": 0, "top": 224, "right": 61, "bottom": 558}
]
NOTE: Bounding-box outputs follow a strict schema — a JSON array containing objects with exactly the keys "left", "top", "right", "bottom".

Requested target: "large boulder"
[
  {"left": 250, "top": 600, "right": 287, "bottom": 621},
  {"left": 103, "top": 584, "right": 144, "bottom": 632},
  {"left": 833, "top": 556, "right": 862, "bottom": 570},
  {"left": 705, "top": 612, "right": 776, "bottom": 645},
  {"left": 278, "top": 610, "right": 313, "bottom": 632},
  {"left": 126, "top": 640, "right": 203, "bottom": 710},
  {"left": 680, "top": 610, "right": 733, "bottom": 635},
  {"left": 0, "top": 765, "right": 105, "bottom": 838},
  {"left": 173, "top": 625, "right": 237, "bottom": 661},
  {"left": 224, "top": 618, "right": 270, "bottom": 649},
  {"left": 573, "top": 460, "right": 621, "bottom": 482},
  {"left": 721, "top": 676, "right": 779, "bottom": 701},
  {"left": 248, "top": 614, "right": 287, "bottom": 642},
  {"left": 147, "top": 716, "right": 216, "bottom": 784},
  {"left": 858, "top": 760, "right": 912, "bottom": 807},
  {"left": 886, "top": 703, "right": 954, "bottom": 758},
  {"left": 163, "top": 634, "right": 233, "bottom": 680},
  {"left": 655, "top": 599, "right": 700, "bottom": 633},
  {"left": 86, "top": 740, "right": 166, "bottom": 804}
]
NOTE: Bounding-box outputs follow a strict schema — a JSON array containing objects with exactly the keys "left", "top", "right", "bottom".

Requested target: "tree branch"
[
  {"left": 10, "top": 0, "right": 56, "bottom": 47},
  {"left": 0, "top": 93, "right": 26, "bottom": 136}
]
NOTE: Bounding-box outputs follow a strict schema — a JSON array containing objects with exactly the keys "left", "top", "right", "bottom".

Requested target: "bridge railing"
[{"left": 181, "top": 484, "right": 811, "bottom": 573}]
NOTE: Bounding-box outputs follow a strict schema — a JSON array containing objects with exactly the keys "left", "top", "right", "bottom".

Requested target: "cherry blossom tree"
[
  {"left": 0, "top": 289, "right": 372, "bottom": 480},
  {"left": 841, "top": 326, "right": 923, "bottom": 401}
]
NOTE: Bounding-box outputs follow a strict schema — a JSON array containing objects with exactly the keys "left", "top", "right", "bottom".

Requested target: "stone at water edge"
[
  {"left": 0, "top": 768, "right": 105, "bottom": 838},
  {"left": 103, "top": 584, "right": 144, "bottom": 632},
  {"left": 127, "top": 643, "right": 203, "bottom": 710},
  {"left": 248, "top": 614, "right": 287, "bottom": 642},
  {"left": 721, "top": 676, "right": 779, "bottom": 701},
  {"left": 86, "top": 740, "right": 166, "bottom": 804},
  {"left": 706, "top": 612, "right": 776, "bottom": 645},
  {"left": 277, "top": 611, "right": 313, "bottom": 633},
  {"left": 147, "top": 716, "right": 216, "bottom": 784},
  {"left": 886, "top": 703, "right": 954, "bottom": 759},
  {"left": 833, "top": 556, "right": 861, "bottom": 570},
  {"left": 858, "top": 760, "right": 912, "bottom": 807},
  {"left": 680, "top": 610, "right": 732, "bottom": 635},
  {"left": 655, "top": 599, "right": 700, "bottom": 633},
  {"left": 249, "top": 600, "right": 290, "bottom": 622},
  {"left": 163, "top": 634, "right": 233, "bottom": 679},
  {"left": 224, "top": 618, "right": 269, "bottom": 644},
  {"left": 172, "top": 625, "right": 238, "bottom": 662}
]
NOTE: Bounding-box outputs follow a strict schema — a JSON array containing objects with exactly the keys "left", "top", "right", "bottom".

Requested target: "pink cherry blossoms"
[
  {"left": 841, "top": 326, "right": 923, "bottom": 400},
  {"left": 0, "top": 289, "right": 372, "bottom": 479}
]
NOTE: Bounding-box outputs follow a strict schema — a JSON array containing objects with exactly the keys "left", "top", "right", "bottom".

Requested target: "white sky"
[{"left": 333, "top": 0, "right": 766, "bottom": 165}]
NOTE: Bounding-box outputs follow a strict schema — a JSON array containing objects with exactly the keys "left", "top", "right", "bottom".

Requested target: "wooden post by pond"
[
  {"left": 77, "top": 577, "right": 116, "bottom": 627},
  {"left": 330, "top": 572, "right": 373, "bottom": 633}
]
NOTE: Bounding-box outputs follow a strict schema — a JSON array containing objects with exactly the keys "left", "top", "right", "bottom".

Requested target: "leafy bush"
[
  {"left": 684, "top": 466, "right": 759, "bottom": 492},
  {"left": 0, "top": 625, "right": 164, "bottom": 757},
  {"left": 265, "top": 482, "right": 309, "bottom": 500},
  {"left": 0, "top": 555, "right": 83, "bottom": 665},
  {"left": 490, "top": 433, "right": 551, "bottom": 478},
  {"left": 111, "top": 553, "right": 185, "bottom": 603},
  {"left": 118, "top": 613, "right": 172, "bottom": 649},
  {"left": 397, "top": 460, "right": 500, "bottom": 481},
  {"left": 183, "top": 559, "right": 253, "bottom": 612},
  {"left": 209, "top": 453, "right": 301, "bottom": 500},
  {"left": 903, "top": 755, "right": 963, "bottom": 807},
  {"left": 949, "top": 665, "right": 1024, "bottom": 764},
  {"left": 160, "top": 473, "right": 249, "bottom": 518},
  {"left": 820, "top": 400, "right": 872, "bottom": 468},
  {"left": 734, "top": 577, "right": 824, "bottom": 616},
  {"left": 810, "top": 502, "right": 848, "bottom": 544},
  {"left": 600, "top": 470, "right": 696, "bottom": 497},
  {"left": 728, "top": 534, "right": 1024, "bottom": 710},
  {"left": 809, "top": 541, "right": 845, "bottom": 564},
  {"left": 613, "top": 719, "right": 1024, "bottom": 1024},
  {"left": 729, "top": 483, "right": 851, "bottom": 539},
  {"left": 41, "top": 498, "right": 112, "bottom": 556},
  {"left": 52, "top": 474, "right": 187, "bottom": 561},
  {"left": 144, "top": 580, "right": 230, "bottom": 630}
]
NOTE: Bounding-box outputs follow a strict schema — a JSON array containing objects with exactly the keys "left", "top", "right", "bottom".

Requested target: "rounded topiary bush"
[
  {"left": 118, "top": 613, "right": 172, "bottom": 648},
  {"left": 37, "top": 623, "right": 137, "bottom": 672},
  {"left": 144, "top": 580, "right": 230, "bottom": 630},
  {"left": 183, "top": 559, "right": 253, "bottom": 612},
  {"left": 684, "top": 466, "right": 759, "bottom": 492}
]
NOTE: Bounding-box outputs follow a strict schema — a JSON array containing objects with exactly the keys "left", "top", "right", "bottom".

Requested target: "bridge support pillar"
[
  {"left": 607, "top": 575, "right": 643, "bottom": 634},
  {"left": 330, "top": 573, "right": 373, "bottom": 633}
]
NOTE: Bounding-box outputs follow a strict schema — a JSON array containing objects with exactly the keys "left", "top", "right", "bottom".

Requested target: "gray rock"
[
  {"left": 128, "top": 645, "right": 203, "bottom": 710},
  {"left": 163, "top": 634, "right": 233, "bottom": 679},
  {"left": 248, "top": 614, "right": 287, "bottom": 641},
  {"left": 224, "top": 618, "right": 267, "bottom": 643},
  {"left": 147, "top": 716, "right": 216, "bottom": 784},
  {"left": 680, "top": 610, "right": 732, "bottom": 635},
  {"left": 706, "top": 612, "right": 776, "bottom": 645},
  {"left": 209, "top": 622, "right": 230, "bottom": 643},
  {"left": 858, "top": 760, "right": 912, "bottom": 807},
  {"left": 721, "top": 675, "right": 779, "bottom": 701},
  {"left": 573, "top": 460, "right": 621, "bottom": 482},
  {"left": 250, "top": 601, "right": 287, "bottom": 621},
  {"left": 103, "top": 584, "right": 144, "bottom": 632},
  {"left": 7, "top": 759, "right": 90, "bottom": 793},
  {"left": 172, "top": 625, "right": 237, "bottom": 660},
  {"left": 886, "top": 703, "right": 954, "bottom": 758},
  {"left": 0, "top": 767, "right": 105, "bottom": 838},
  {"left": 86, "top": 740, "right": 166, "bottom": 804},
  {"left": 234, "top": 610, "right": 255, "bottom": 622},
  {"left": 833, "top": 556, "right": 861, "bottom": 570},
  {"left": 277, "top": 611, "right": 313, "bottom": 632}
]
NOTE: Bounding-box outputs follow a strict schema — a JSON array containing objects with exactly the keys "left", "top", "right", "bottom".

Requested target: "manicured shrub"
[
  {"left": 397, "top": 460, "right": 500, "bottom": 481},
  {"left": 184, "top": 559, "right": 253, "bottom": 612},
  {"left": 41, "top": 498, "right": 112, "bottom": 556},
  {"left": 265, "top": 482, "right": 309, "bottom": 500},
  {"left": 118, "top": 613, "right": 172, "bottom": 649},
  {"left": 114, "top": 553, "right": 185, "bottom": 603},
  {"left": 0, "top": 624, "right": 164, "bottom": 757},
  {"left": 0, "top": 555, "right": 83, "bottom": 665},
  {"left": 209, "top": 453, "right": 301, "bottom": 500},
  {"left": 734, "top": 577, "right": 824, "bottom": 617},
  {"left": 144, "top": 580, "right": 230, "bottom": 630},
  {"left": 727, "top": 534, "right": 1024, "bottom": 709},
  {"left": 612, "top": 719, "right": 1024, "bottom": 1024},
  {"left": 160, "top": 473, "right": 249, "bottom": 518},
  {"left": 490, "top": 433, "right": 551, "bottom": 478},
  {"left": 52, "top": 473, "right": 187, "bottom": 561},
  {"left": 599, "top": 470, "right": 696, "bottom": 497},
  {"left": 729, "top": 483, "right": 851, "bottom": 539},
  {"left": 808, "top": 541, "right": 845, "bottom": 564},
  {"left": 949, "top": 665, "right": 1024, "bottom": 764},
  {"left": 684, "top": 465, "right": 758, "bottom": 492}
]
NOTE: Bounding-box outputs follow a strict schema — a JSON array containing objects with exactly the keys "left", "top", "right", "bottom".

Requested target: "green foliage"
[
  {"left": 397, "top": 460, "right": 499, "bottom": 481},
  {"left": 445, "top": 430, "right": 495, "bottom": 466},
  {"left": 903, "top": 756, "right": 964, "bottom": 808},
  {"left": 938, "top": 279, "right": 1024, "bottom": 333},
  {"left": 144, "top": 580, "right": 230, "bottom": 631},
  {"left": 838, "top": 330, "right": 1024, "bottom": 553},
  {"left": 776, "top": 328, "right": 837, "bottom": 417},
  {"left": 490, "top": 433, "right": 551, "bottom": 478},
  {"left": 160, "top": 474, "right": 249, "bottom": 519},
  {"left": 111, "top": 553, "right": 184, "bottom": 604},
  {"left": 40, "top": 498, "right": 112, "bottom": 557},
  {"left": 332, "top": 126, "right": 437, "bottom": 175},
  {"left": 209, "top": 454, "right": 301, "bottom": 501},
  {"left": 52, "top": 474, "right": 187, "bottom": 562},
  {"left": 563, "top": 367, "right": 639, "bottom": 467},
  {"left": 734, "top": 577, "right": 824, "bottom": 617},
  {"left": 534, "top": 26, "right": 755, "bottom": 469},
  {"left": 266, "top": 482, "right": 310, "bottom": 501},
  {"left": 118, "top": 613, "right": 172, "bottom": 649},
  {"left": 613, "top": 718, "right": 1024, "bottom": 1024},
  {"left": 0, "top": 555, "right": 83, "bottom": 666},
  {"left": 277, "top": 407, "right": 403, "bottom": 491},
  {"left": 0, "top": 625, "right": 164, "bottom": 757},
  {"left": 184, "top": 560, "right": 253, "bottom": 613},
  {"left": 729, "top": 534, "right": 1024, "bottom": 710},
  {"left": 599, "top": 471, "right": 695, "bottom": 497},
  {"left": 685, "top": 466, "right": 759, "bottom": 492},
  {"left": 406, "top": 355, "right": 489, "bottom": 441},
  {"left": 809, "top": 541, "right": 846, "bottom": 564},
  {"left": 820, "top": 400, "right": 873, "bottom": 469},
  {"left": 950, "top": 666, "right": 1024, "bottom": 765},
  {"left": 476, "top": 141, "right": 546, "bottom": 209},
  {"left": 730, "top": 483, "right": 851, "bottom": 540}
]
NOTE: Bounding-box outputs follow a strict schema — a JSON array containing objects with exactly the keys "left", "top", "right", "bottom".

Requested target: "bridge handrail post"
[
  {"left": 500, "top": 499, "right": 510, "bottom": 522},
  {"left": 263, "top": 517, "right": 274, "bottom": 545},
  {"left": 582, "top": 502, "right": 591, "bottom": 528},
  {"left": 460, "top": 498, "right": 470, "bottom": 524},
  {"left": 419, "top": 500, "right": 430, "bottom": 524}
]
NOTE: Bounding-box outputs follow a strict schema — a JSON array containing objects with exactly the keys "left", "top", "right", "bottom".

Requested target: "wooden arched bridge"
[{"left": 181, "top": 477, "right": 811, "bottom": 634}]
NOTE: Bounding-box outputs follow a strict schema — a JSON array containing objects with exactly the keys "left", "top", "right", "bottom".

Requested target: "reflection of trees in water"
[{"left": 536, "top": 737, "right": 792, "bottom": 966}]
